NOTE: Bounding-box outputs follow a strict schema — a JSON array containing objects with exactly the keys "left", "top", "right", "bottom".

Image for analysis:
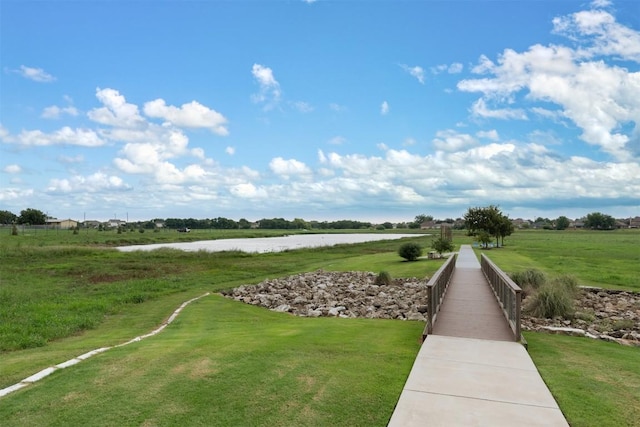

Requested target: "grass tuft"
[{"left": 524, "top": 275, "right": 578, "bottom": 319}]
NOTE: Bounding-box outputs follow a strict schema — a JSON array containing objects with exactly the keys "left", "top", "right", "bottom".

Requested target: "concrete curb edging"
[{"left": 0, "top": 293, "right": 210, "bottom": 399}]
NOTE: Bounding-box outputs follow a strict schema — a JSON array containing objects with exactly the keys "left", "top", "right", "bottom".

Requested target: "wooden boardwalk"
[
  {"left": 432, "top": 246, "right": 514, "bottom": 341},
  {"left": 388, "top": 246, "right": 568, "bottom": 426}
]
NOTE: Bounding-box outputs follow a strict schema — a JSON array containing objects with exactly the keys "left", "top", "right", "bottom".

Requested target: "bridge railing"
[
  {"left": 422, "top": 253, "right": 458, "bottom": 341},
  {"left": 480, "top": 254, "right": 522, "bottom": 341}
]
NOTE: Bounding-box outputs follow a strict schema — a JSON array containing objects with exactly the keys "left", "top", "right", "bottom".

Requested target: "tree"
[
  {"left": 381, "top": 222, "right": 393, "bottom": 229},
  {"left": 464, "top": 205, "right": 513, "bottom": 247},
  {"left": 555, "top": 216, "right": 570, "bottom": 230},
  {"left": 398, "top": 242, "right": 422, "bottom": 261},
  {"left": 0, "top": 210, "right": 17, "bottom": 225},
  {"left": 584, "top": 212, "right": 615, "bottom": 230},
  {"left": 431, "top": 237, "right": 454, "bottom": 256},
  {"left": 18, "top": 208, "right": 46, "bottom": 225}
]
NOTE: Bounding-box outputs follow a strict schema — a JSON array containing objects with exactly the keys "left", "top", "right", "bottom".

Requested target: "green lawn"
[
  {"left": 473, "top": 229, "right": 640, "bottom": 290},
  {"left": 525, "top": 332, "right": 640, "bottom": 427},
  {"left": 0, "top": 296, "right": 423, "bottom": 426},
  {"left": 1, "top": 228, "right": 639, "bottom": 425}
]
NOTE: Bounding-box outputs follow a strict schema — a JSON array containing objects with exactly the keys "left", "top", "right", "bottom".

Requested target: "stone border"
[{"left": 0, "top": 293, "right": 210, "bottom": 399}]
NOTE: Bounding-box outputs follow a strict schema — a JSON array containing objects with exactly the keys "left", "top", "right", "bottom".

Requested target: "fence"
[
  {"left": 422, "top": 253, "right": 458, "bottom": 341},
  {"left": 480, "top": 254, "right": 522, "bottom": 341}
]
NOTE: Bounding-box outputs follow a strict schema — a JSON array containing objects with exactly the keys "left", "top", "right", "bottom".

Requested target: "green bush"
[
  {"left": 398, "top": 243, "right": 422, "bottom": 261},
  {"left": 524, "top": 275, "right": 578, "bottom": 319},
  {"left": 374, "top": 271, "right": 392, "bottom": 286}
]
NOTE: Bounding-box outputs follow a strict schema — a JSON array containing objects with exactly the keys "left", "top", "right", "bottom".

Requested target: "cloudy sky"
[{"left": 1, "top": 0, "right": 639, "bottom": 222}]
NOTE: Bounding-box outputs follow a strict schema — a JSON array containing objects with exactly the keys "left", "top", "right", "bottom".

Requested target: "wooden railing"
[
  {"left": 480, "top": 254, "right": 522, "bottom": 341},
  {"left": 422, "top": 253, "right": 458, "bottom": 341}
]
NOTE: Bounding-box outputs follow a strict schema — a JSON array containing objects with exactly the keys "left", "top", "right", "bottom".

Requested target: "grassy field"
[
  {"left": 525, "top": 332, "right": 640, "bottom": 427},
  {"left": 473, "top": 228, "right": 640, "bottom": 290},
  {"left": 1, "top": 228, "right": 639, "bottom": 425}
]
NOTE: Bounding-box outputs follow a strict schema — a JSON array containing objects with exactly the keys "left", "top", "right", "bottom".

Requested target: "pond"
[{"left": 116, "top": 233, "right": 421, "bottom": 254}]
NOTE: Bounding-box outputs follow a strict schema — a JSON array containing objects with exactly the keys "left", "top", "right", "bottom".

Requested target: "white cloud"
[
  {"left": 88, "top": 88, "right": 146, "bottom": 129},
  {"left": 553, "top": 8, "right": 640, "bottom": 61},
  {"left": 448, "top": 63, "right": 463, "bottom": 74},
  {"left": 42, "top": 105, "right": 79, "bottom": 119},
  {"left": 470, "top": 99, "right": 528, "bottom": 120},
  {"left": 380, "top": 101, "right": 389, "bottom": 115},
  {"left": 6, "top": 127, "right": 105, "bottom": 147},
  {"left": 400, "top": 64, "right": 425, "bottom": 84},
  {"left": 16, "top": 65, "right": 55, "bottom": 82},
  {"left": 251, "top": 64, "right": 281, "bottom": 110},
  {"left": 3, "top": 164, "right": 21, "bottom": 174},
  {"left": 230, "top": 182, "right": 268, "bottom": 199},
  {"left": 226, "top": 146, "right": 235, "bottom": 155},
  {"left": 291, "top": 101, "right": 313, "bottom": 113},
  {"left": 458, "top": 6, "right": 640, "bottom": 160},
  {"left": 476, "top": 130, "right": 500, "bottom": 141},
  {"left": 329, "top": 103, "right": 347, "bottom": 112},
  {"left": 432, "top": 63, "right": 464, "bottom": 75},
  {"left": 432, "top": 130, "right": 478, "bottom": 151},
  {"left": 328, "top": 136, "right": 346, "bottom": 145},
  {"left": 269, "top": 157, "right": 312, "bottom": 177},
  {"left": 46, "top": 172, "right": 131, "bottom": 193},
  {"left": 58, "top": 154, "right": 85, "bottom": 164},
  {"left": 143, "top": 99, "right": 229, "bottom": 135}
]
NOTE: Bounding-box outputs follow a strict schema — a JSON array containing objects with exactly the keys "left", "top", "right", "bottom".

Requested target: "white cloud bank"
[{"left": 458, "top": 3, "right": 640, "bottom": 161}]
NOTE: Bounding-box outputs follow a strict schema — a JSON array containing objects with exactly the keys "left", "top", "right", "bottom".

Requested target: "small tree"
[
  {"left": 431, "top": 237, "right": 454, "bottom": 256},
  {"left": 11, "top": 224, "right": 18, "bottom": 236},
  {"left": 555, "top": 216, "right": 570, "bottom": 230},
  {"left": 477, "top": 231, "right": 492, "bottom": 248},
  {"left": 398, "top": 242, "right": 422, "bottom": 261}
]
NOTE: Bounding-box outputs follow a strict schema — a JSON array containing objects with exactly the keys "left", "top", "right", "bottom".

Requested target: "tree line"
[{"left": 0, "top": 207, "right": 623, "bottom": 232}]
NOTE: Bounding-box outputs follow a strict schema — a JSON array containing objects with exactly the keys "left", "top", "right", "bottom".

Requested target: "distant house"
[
  {"left": 46, "top": 218, "right": 78, "bottom": 229},
  {"left": 83, "top": 220, "right": 102, "bottom": 229},
  {"left": 420, "top": 221, "right": 439, "bottom": 229},
  {"left": 625, "top": 216, "right": 640, "bottom": 228},
  {"left": 511, "top": 218, "right": 531, "bottom": 229},
  {"left": 108, "top": 219, "right": 127, "bottom": 228}
]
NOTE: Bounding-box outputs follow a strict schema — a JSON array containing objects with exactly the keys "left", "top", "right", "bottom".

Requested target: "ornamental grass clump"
[
  {"left": 510, "top": 269, "right": 546, "bottom": 297},
  {"left": 524, "top": 275, "right": 578, "bottom": 319},
  {"left": 374, "top": 271, "right": 392, "bottom": 286}
]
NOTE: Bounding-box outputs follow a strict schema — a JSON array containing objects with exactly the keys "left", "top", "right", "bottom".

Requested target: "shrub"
[
  {"left": 431, "top": 237, "right": 454, "bottom": 255},
  {"left": 11, "top": 224, "right": 18, "bottom": 236},
  {"left": 524, "top": 275, "right": 578, "bottom": 319},
  {"left": 374, "top": 271, "right": 392, "bottom": 286},
  {"left": 398, "top": 243, "right": 422, "bottom": 261},
  {"left": 510, "top": 269, "right": 546, "bottom": 296}
]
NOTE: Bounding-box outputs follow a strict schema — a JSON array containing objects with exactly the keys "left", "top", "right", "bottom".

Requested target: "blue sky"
[{"left": 1, "top": 0, "right": 639, "bottom": 223}]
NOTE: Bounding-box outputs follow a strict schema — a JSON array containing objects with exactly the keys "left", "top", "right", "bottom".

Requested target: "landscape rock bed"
[
  {"left": 223, "top": 270, "right": 430, "bottom": 321},
  {"left": 523, "top": 287, "right": 640, "bottom": 346},
  {"left": 224, "top": 272, "right": 640, "bottom": 346}
]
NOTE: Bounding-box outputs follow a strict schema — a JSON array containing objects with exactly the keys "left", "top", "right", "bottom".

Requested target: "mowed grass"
[
  {"left": 0, "top": 296, "right": 423, "bottom": 426},
  {"left": 473, "top": 229, "right": 640, "bottom": 290},
  {"left": 2, "top": 229, "right": 640, "bottom": 425},
  {"left": 525, "top": 332, "right": 640, "bottom": 427},
  {"left": 0, "top": 232, "right": 437, "bottom": 387}
]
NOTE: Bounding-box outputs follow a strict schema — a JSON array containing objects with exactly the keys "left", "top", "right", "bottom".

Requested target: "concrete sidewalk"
[{"left": 388, "top": 335, "right": 569, "bottom": 426}]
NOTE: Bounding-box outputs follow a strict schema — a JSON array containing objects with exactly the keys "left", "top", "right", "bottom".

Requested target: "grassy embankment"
[
  {"left": 0, "top": 229, "right": 436, "bottom": 426},
  {"left": 1, "top": 228, "right": 639, "bottom": 426}
]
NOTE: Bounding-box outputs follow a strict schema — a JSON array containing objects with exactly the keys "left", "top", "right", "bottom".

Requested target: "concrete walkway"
[{"left": 388, "top": 246, "right": 568, "bottom": 426}]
